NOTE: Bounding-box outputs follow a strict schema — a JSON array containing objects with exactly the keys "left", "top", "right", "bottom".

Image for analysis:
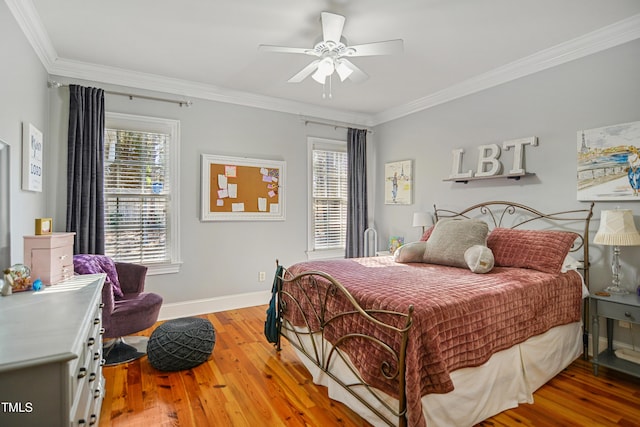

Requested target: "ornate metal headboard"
[
  {"left": 434, "top": 200, "right": 594, "bottom": 265},
  {"left": 433, "top": 200, "right": 595, "bottom": 358}
]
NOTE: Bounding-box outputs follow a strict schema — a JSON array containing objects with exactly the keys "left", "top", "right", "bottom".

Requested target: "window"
[
  {"left": 104, "top": 113, "right": 181, "bottom": 274},
  {"left": 308, "top": 137, "right": 347, "bottom": 259}
]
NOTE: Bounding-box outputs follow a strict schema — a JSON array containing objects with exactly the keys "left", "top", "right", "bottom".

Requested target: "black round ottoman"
[{"left": 147, "top": 317, "right": 215, "bottom": 371}]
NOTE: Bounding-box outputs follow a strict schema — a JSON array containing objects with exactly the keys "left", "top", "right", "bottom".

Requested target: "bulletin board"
[{"left": 201, "top": 154, "right": 286, "bottom": 221}]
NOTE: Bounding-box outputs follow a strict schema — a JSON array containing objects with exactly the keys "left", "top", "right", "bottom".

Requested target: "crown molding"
[
  {"left": 5, "top": 0, "right": 58, "bottom": 69},
  {"left": 49, "top": 58, "right": 374, "bottom": 126},
  {"left": 8, "top": 0, "right": 639, "bottom": 128},
  {"left": 372, "top": 13, "right": 640, "bottom": 125}
]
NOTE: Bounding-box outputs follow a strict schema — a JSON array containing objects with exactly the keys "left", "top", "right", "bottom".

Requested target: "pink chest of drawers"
[{"left": 23, "top": 232, "right": 75, "bottom": 285}]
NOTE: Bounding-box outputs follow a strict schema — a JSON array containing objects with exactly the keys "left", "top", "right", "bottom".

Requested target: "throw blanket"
[{"left": 284, "top": 256, "right": 583, "bottom": 427}]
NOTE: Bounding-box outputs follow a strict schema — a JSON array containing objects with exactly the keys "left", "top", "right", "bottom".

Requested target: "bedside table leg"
[{"left": 592, "top": 313, "right": 599, "bottom": 376}]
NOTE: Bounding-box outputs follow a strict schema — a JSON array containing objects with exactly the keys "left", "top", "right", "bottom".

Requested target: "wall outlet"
[
  {"left": 619, "top": 320, "right": 631, "bottom": 329},
  {"left": 259, "top": 271, "right": 266, "bottom": 282}
]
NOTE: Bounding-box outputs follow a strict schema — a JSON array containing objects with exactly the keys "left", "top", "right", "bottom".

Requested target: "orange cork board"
[{"left": 201, "top": 154, "right": 285, "bottom": 221}]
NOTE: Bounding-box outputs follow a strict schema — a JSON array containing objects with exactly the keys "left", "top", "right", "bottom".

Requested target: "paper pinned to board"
[
  {"left": 217, "top": 189, "right": 228, "bottom": 198},
  {"left": 231, "top": 203, "right": 245, "bottom": 212},
  {"left": 225, "top": 165, "right": 237, "bottom": 177},
  {"left": 218, "top": 174, "right": 227, "bottom": 189},
  {"left": 228, "top": 183, "right": 237, "bottom": 198},
  {"left": 216, "top": 199, "right": 224, "bottom": 206},
  {"left": 258, "top": 197, "right": 267, "bottom": 212},
  {"left": 270, "top": 203, "right": 279, "bottom": 213}
]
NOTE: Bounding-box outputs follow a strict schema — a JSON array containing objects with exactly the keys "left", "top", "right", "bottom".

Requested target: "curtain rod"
[
  {"left": 301, "top": 117, "right": 372, "bottom": 134},
  {"left": 48, "top": 81, "right": 193, "bottom": 108}
]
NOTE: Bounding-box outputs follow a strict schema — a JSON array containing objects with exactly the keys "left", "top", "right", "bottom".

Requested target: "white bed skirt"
[{"left": 284, "top": 321, "right": 582, "bottom": 427}]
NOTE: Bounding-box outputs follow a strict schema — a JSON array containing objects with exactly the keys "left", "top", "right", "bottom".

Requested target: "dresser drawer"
[{"left": 596, "top": 299, "right": 640, "bottom": 323}]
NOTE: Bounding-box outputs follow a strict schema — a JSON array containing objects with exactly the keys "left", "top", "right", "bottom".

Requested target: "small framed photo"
[{"left": 35, "top": 218, "right": 52, "bottom": 235}]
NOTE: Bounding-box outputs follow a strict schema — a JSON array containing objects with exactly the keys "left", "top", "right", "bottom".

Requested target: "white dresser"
[{"left": 0, "top": 274, "right": 105, "bottom": 427}]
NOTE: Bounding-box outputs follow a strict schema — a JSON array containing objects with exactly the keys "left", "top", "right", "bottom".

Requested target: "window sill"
[
  {"left": 306, "top": 249, "right": 345, "bottom": 261},
  {"left": 145, "top": 261, "right": 183, "bottom": 275}
]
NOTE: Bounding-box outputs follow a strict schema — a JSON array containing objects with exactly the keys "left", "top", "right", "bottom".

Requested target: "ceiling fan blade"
[
  {"left": 345, "top": 39, "right": 404, "bottom": 57},
  {"left": 258, "top": 45, "right": 316, "bottom": 55},
  {"left": 321, "top": 12, "right": 345, "bottom": 44},
  {"left": 339, "top": 59, "right": 368, "bottom": 83},
  {"left": 287, "top": 60, "right": 321, "bottom": 83}
]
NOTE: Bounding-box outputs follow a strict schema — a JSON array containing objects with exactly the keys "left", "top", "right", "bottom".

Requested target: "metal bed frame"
[{"left": 274, "top": 201, "right": 594, "bottom": 426}]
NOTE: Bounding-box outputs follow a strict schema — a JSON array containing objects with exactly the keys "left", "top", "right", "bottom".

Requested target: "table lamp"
[
  {"left": 593, "top": 209, "right": 640, "bottom": 294},
  {"left": 412, "top": 212, "right": 433, "bottom": 234}
]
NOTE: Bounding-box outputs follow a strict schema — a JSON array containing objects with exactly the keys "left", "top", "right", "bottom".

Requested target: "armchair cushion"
[{"left": 74, "top": 254, "right": 124, "bottom": 298}]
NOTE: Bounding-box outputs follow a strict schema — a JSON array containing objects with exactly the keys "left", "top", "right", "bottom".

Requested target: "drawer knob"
[
  {"left": 89, "top": 372, "right": 97, "bottom": 382},
  {"left": 89, "top": 414, "right": 97, "bottom": 426},
  {"left": 87, "top": 337, "right": 95, "bottom": 347},
  {"left": 77, "top": 367, "right": 87, "bottom": 379},
  {"left": 94, "top": 389, "right": 101, "bottom": 399},
  {"left": 99, "top": 327, "right": 105, "bottom": 335},
  {"left": 624, "top": 312, "right": 632, "bottom": 318},
  {"left": 94, "top": 351, "right": 100, "bottom": 361},
  {"left": 78, "top": 419, "right": 86, "bottom": 425},
  {"left": 100, "top": 358, "right": 106, "bottom": 366},
  {"left": 99, "top": 303, "right": 105, "bottom": 309},
  {"left": 93, "top": 317, "right": 100, "bottom": 325}
]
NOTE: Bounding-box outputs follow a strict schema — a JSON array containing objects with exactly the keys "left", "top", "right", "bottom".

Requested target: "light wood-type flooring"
[{"left": 100, "top": 305, "right": 640, "bottom": 426}]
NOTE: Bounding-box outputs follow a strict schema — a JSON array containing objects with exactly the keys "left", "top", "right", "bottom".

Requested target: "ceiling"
[{"left": 9, "top": 0, "right": 640, "bottom": 125}]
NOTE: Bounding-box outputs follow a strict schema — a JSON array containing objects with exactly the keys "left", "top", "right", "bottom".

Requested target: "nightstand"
[{"left": 590, "top": 292, "right": 640, "bottom": 378}]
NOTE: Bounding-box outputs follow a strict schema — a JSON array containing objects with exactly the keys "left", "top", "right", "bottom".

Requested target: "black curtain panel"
[
  {"left": 346, "top": 128, "right": 368, "bottom": 258},
  {"left": 66, "top": 85, "right": 105, "bottom": 254}
]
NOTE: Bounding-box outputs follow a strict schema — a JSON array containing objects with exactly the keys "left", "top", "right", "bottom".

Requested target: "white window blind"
[
  {"left": 312, "top": 148, "right": 348, "bottom": 250},
  {"left": 104, "top": 128, "right": 171, "bottom": 264}
]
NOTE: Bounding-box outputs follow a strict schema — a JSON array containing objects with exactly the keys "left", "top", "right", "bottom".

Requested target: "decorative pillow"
[
  {"left": 487, "top": 228, "right": 579, "bottom": 274},
  {"left": 394, "top": 241, "right": 427, "bottom": 263},
  {"left": 419, "top": 225, "right": 435, "bottom": 241},
  {"left": 464, "top": 245, "right": 494, "bottom": 273},
  {"left": 423, "top": 219, "right": 489, "bottom": 269},
  {"left": 73, "top": 254, "right": 124, "bottom": 298}
]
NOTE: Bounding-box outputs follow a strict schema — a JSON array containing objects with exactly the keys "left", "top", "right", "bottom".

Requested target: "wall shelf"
[{"left": 443, "top": 172, "right": 536, "bottom": 184}]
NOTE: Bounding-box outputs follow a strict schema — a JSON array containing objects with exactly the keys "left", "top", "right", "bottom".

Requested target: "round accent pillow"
[
  {"left": 464, "top": 245, "right": 495, "bottom": 274},
  {"left": 147, "top": 317, "right": 215, "bottom": 371}
]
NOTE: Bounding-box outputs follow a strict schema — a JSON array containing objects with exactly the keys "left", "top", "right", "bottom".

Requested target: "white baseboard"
[{"left": 158, "top": 290, "right": 271, "bottom": 321}]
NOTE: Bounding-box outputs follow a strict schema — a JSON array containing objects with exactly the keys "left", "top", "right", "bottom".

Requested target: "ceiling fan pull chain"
[{"left": 328, "top": 75, "right": 333, "bottom": 99}]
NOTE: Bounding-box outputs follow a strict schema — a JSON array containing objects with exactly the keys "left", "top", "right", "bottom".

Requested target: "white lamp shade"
[
  {"left": 594, "top": 209, "right": 640, "bottom": 246},
  {"left": 412, "top": 212, "right": 433, "bottom": 228}
]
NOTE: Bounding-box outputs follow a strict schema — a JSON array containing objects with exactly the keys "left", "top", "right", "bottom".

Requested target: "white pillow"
[
  {"left": 464, "top": 245, "right": 494, "bottom": 273},
  {"left": 394, "top": 241, "right": 427, "bottom": 263}
]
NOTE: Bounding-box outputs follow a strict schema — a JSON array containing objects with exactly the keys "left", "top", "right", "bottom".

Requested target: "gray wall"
[
  {"left": 373, "top": 39, "right": 640, "bottom": 294},
  {"left": 0, "top": 1, "right": 49, "bottom": 265},
  {"left": 47, "top": 80, "right": 353, "bottom": 305},
  {"left": 4, "top": 0, "right": 640, "bottom": 314}
]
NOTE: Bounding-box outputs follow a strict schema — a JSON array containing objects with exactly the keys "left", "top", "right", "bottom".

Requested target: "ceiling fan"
[{"left": 259, "top": 11, "right": 403, "bottom": 98}]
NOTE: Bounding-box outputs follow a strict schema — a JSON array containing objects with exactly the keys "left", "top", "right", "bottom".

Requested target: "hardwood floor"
[{"left": 100, "top": 305, "right": 640, "bottom": 426}]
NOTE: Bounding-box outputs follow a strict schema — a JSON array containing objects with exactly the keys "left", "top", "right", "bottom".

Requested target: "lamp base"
[{"left": 605, "top": 285, "right": 629, "bottom": 295}]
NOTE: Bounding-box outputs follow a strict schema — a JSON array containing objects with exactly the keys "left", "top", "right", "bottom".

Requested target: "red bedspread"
[{"left": 284, "top": 256, "right": 583, "bottom": 427}]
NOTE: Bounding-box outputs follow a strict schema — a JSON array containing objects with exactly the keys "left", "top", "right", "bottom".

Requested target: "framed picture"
[
  {"left": 577, "top": 120, "right": 640, "bottom": 201},
  {"left": 22, "top": 123, "right": 43, "bottom": 192},
  {"left": 35, "top": 218, "right": 52, "bottom": 235},
  {"left": 201, "top": 154, "right": 286, "bottom": 221},
  {"left": 385, "top": 160, "right": 413, "bottom": 204}
]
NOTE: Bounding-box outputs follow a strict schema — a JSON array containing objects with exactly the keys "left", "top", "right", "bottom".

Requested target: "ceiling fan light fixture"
[
  {"left": 311, "top": 69, "right": 327, "bottom": 84},
  {"left": 312, "top": 57, "right": 335, "bottom": 84},
  {"left": 335, "top": 60, "right": 353, "bottom": 82}
]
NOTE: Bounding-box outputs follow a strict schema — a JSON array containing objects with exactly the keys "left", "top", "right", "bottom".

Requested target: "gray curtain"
[
  {"left": 66, "top": 85, "right": 105, "bottom": 254},
  {"left": 346, "top": 128, "right": 368, "bottom": 258}
]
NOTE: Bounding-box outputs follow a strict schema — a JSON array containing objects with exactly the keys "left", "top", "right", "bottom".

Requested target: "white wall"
[
  {"left": 372, "top": 39, "right": 640, "bottom": 294},
  {"left": 0, "top": 1, "right": 49, "bottom": 265}
]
